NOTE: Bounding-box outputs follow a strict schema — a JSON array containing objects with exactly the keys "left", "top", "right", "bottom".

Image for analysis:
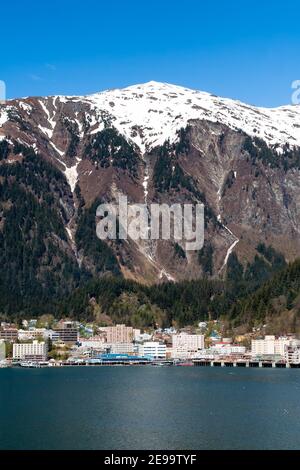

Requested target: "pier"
[{"left": 193, "top": 359, "right": 300, "bottom": 368}]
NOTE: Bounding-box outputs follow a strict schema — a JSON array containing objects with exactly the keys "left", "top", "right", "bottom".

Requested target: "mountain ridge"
[
  {"left": 0, "top": 81, "right": 300, "bottom": 293},
  {"left": 2, "top": 81, "right": 300, "bottom": 156}
]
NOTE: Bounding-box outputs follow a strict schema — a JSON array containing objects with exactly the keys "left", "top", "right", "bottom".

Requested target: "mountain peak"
[
  {"left": 1, "top": 81, "right": 300, "bottom": 154},
  {"left": 84, "top": 81, "right": 300, "bottom": 152}
]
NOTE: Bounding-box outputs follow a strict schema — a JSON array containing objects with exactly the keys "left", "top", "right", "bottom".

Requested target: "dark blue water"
[{"left": 1, "top": 367, "right": 300, "bottom": 450}]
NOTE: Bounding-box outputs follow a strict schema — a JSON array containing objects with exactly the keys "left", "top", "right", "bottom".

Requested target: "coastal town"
[{"left": 0, "top": 319, "right": 300, "bottom": 369}]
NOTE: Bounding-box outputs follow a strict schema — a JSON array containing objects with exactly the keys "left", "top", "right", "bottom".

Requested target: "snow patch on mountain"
[
  {"left": 19, "top": 101, "right": 32, "bottom": 114},
  {"left": 0, "top": 110, "right": 9, "bottom": 127},
  {"left": 64, "top": 158, "right": 81, "bottom": 192},
  {"left": 52, "top": 151, "right": 80, "bottom": 192},
  {"left": 85, "top": 81, "right": 300, "bottom": 152}
]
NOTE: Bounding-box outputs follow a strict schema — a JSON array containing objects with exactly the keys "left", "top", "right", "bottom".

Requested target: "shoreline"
[{"left": 2, "top": 359, "right": 300, "bottom": 369}]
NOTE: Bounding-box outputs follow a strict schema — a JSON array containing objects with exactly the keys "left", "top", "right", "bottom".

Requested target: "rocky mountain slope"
[{"left": 0, "top": 81, "right": 300, "bottom": 302}]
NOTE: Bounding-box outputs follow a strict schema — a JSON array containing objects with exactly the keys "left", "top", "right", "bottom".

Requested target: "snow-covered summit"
[
  {"left": 1, "top": 81, "right": 300, "bottom": 154},
  {"left": 84, "top": 81, "right": 300, "bottom": 153}
]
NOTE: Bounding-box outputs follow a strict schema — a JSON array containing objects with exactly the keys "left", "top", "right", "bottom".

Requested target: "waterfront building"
[
  {"left": 13, "top": 340, "right": 48, "bottom": 361},
  {"left": 193, "top": 343, "right": 246, "bottom": 360},
  {"left": 251, "top": 336, "right": 290, "bottom": 358},
  {"left": 138, "top": 342, "right": 166, "bottom": 359},
  {"left": 169, "top": 347, "right": 192, "bottom": 359},
  {"left": 0, "top": 328, "right": 18, "bottom": 342},
  {"left": 0, "top": 340, "right": 6, "bottom": 361},
  {"left": 172, "top": 333, "right": 205, "bottom": 351},
  {"left": 210, "top": 343, "right": 246, "bottom": 356},
  {"left": 193, "top": 350, "right": 215, "bottom": 360},
  {"left": 75, "top": 340, "right": 135, "bottom": 357},
  {"left": 90, "top": 353, "right": 151, "bottom": 365},
  {"left": 100, "top": 324, "right": 134, "bottom": 343},
  {"left": 286, "top": 346, "right": 300, "bottom": 364},
  {"left": 285, "top": 340, "right": 300, "bottom": 364}
]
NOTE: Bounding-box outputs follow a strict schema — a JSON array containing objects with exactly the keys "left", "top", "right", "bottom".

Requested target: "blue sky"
[{"left": 1, "top": 0, "right": 300, "bottom": 106}]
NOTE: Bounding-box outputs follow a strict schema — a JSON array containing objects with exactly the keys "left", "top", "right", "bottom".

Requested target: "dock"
[{"left": 193, "top": 359, "right": 300, "bottom": 368}]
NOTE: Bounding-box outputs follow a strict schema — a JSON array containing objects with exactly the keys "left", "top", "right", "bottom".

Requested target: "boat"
[{"left": 20, "top": 361, "right": 41, "bottom": 368}]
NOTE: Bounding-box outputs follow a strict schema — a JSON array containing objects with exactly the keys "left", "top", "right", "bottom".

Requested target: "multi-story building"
[
  {"left": 138, "top": 342, "right": 166, "bottom": 359},
  {"left": 210, "top": 343, "right": 246, "bottom": 356},
  {"left": 194, "top": 344, "right": 247, "bottom": 360},
  {"left": 286, "top": 346, "right": 300, "bottom": 364},
  {"left": 48, "top": 330, "right": 60, "bottom": 342},
  {"left": 251, "top": 336, "right": 290, "bottom": 358},
  {"left": 108, "top": 343, "right": 134, "bottom": 354},
  {"left": 100, "top": 324, "right": 134, "bottom": 343},
  {"left": 13, "top": 340, "right": 48, "bottom": 361},
  {"left": 53, "top": 322, "right": 78, "bottom": 344},
  {"left": 285, "top": 340, "right": 300, "bottom": 364},
  {"left": 171, "top": 333, "right": 204, "bottom": 358},
  {"left": 0, "top": 340, "right": 6, "bottom": 361},
  {"left": 133, "top": 329, "right": 141, "bottom": 341},
  {"left": 78, "top": 337, "right": 106, "bottom": 349},
  {"left": 0, "top": 328, "right": 18, "bottom": 342},
  {"left": 18, "top": 328, "right": 49, "bottom": 340},
  {"left": 172, "top": 333, "right": 205, "bottom": 350}
]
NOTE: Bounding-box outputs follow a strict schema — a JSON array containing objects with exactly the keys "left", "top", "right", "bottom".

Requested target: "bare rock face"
[{"left": 0, "top": 81, "right": 300, "bottom": 284}]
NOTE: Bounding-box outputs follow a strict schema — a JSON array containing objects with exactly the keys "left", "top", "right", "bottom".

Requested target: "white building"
[
  {"left": 210, "top": 343, "right": 246, "bottom": 356},
  {"left": 18, "top": 328, "right": 50, "bottom": 340},
  {"left": 171, "top": 333, "right": 204, "bottom": 358},
  {"left": 78, "top": 337, "right": 105, "bottom": 349},
  {"left": 108, "top": 343, "right": 134, "bottom": 354},
  {"left": 251, "top": 336, "right": 290, "bottom": 358},
  {"left": 172, "top": 333, "right": 204, "bottom": 350},
  {"left": 285, "top": 340, "right": 300, "bottom": 364},
  {"left": 139, "top": 342, "right": 166, "bottom": 359},
  {"left": 0, "top": 340, "right": 5, "bottom": 361},
  {"left": 133, "top": 329, "right": 141, "bottom": 341},
  {"left": 193, "top": 344, "right": 246, "bottom": 360},
  {"left": 286, "top": 346, "right": 300, "bottom": 364},
  {"left": 13, "top": 340, "right": 48, "bottom": 361}
]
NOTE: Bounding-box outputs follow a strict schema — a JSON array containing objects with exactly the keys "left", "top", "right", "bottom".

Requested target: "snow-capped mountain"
[
  {"left": 0, "top": 81, "right": 300, "bottom": 286},
  {"left": 84, "top": 81, "right": 300, "bottom": 152},
  {"left": 2, "top": 80, "right": 300, "bottom": 151}
]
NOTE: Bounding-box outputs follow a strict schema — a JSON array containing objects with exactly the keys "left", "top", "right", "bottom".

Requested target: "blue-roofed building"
[{"left": 88, "top": 353, "right": 152, "bottom": 365}]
